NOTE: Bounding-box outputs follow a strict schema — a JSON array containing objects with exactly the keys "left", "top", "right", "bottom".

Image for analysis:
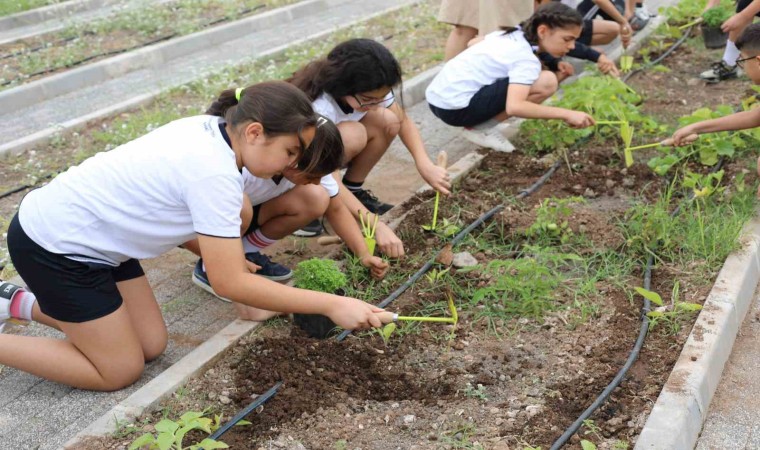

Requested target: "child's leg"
[
  {"left": 118, "top": 275, "right": 167, "bottom": 361},
  {"left": 444, "top": 25, "right": 478, "bottom": 61},
  {"left": 590, "top": 19, "right": 620, "bottom": 46},
  {"left": 255, "top": 185, "right": 329, "bottom": 240},
  {"left": 343, "top": 109, "right": 402, "bottom": 184}
]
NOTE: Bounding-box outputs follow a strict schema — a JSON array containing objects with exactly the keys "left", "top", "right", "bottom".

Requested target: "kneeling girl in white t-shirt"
[
  {"left": 425, "top": 2, "right": 596, "bottom": 150},
  {"left": 0, "top": 81, "right": 387, "bottom": 391}
]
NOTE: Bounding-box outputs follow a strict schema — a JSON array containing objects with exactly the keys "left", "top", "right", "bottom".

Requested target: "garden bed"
[{"left": 81, "top": 15, "right": 760, "bottom": 449}]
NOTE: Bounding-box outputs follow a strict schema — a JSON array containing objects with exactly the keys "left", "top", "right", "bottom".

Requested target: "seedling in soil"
[
  {"left": 359, "top": 210, "right": 379, "bottom": 256},
  {"left": 636, "top": 283, "right": 702, "bottom": 335},
  {"left": 425, "top": 267, "right": 451, "bottom": 286},
  {"left": 422, "top": 151, "right": 449, "bottom": 232},
  {"left": 128, "top": 409, "right": 248, "bottom": 450}
]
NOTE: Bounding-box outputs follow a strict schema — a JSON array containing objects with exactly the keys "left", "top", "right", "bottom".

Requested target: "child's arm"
[
  {"left": 721, "top": 1, "right": 760, "bottom": 33},
  {"left": 506, "top": 82, "right": 595, "bottom": 128},
  {"left": 334, "top": 175, "right": 405, "bottom": 258},
  {"left": 197, "top": 235, "right": 386, "bottom": 328},
  {"left": 672, "top": 108, "right": 760, "bottom": 145},
  {"left": 567, "top": 43, "right": 620, "bottom": 77},
  {"left": 324, "top": 195, "right": 389, "bottom": 280},
  {"left": 592, "top": 0, "right": 633, "bottom": 46},
  {"left": 388, "top": 102, "right": 452, "bottom": 195}
]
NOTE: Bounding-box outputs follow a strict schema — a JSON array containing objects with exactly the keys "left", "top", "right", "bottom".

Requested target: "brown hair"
[
  {"left": 503, "top": 2, "right": 582, "bottom": 45},
  {"left": 206, "top": 81, "right": 343, "bottom": 176}
]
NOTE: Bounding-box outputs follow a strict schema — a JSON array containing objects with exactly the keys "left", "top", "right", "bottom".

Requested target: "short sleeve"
[
  {"left": 312, "top": 96, "right": 340, "bottom": 124},
  {"left": 320, "top": 174, "right": 340, "bottom": 198},
  {"left": 184, "top": 174, "right": 243, "bottom": 238},
  {"left": 508, "top": 57, "right": 542, "bottom": 86}
]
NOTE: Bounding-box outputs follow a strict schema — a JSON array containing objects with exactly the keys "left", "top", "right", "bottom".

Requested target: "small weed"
[
  {"left": 462, "top": 383, "right": 488, "bottom": 401},
  {"left": 441, "top": 422, "right": 484, "bottom": 449}
]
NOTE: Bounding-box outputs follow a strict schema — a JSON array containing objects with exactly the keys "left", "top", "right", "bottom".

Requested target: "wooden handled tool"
[
  {"left": 317, "top": 235, "right": 343, "bottom": 245},
  {"left": 436, "top": 151, "right": 447, "bottom": 169},
  {"left": 377, "top": 311, "right": 396, "bottom": 324}
]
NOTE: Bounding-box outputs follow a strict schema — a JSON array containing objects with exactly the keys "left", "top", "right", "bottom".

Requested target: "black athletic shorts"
[
  {"left": 6, "top": 213, "right": 144, "bottom": 323},
  {"left": 737, "top": 0, "right": 760, "bottom": 16},
  {"left": 579, "top": 19, "right": 594, "bottom": 45},
  {"left": 243, "top": 203, "right": 263, "bottom": 236},
  {"left": 429, "top": 77, "right": 510, "bottom": 128}
]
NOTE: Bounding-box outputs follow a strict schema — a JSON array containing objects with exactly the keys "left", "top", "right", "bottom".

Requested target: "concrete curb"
[
  {"left": 0, "top": 0, "right": 422, "bottom": 160},
  {"left": 62, "top": 319, "right": 259, "bottom": 449},
  {"left": 0, "top": 0, "right": 328, "bottom": 112},
  {"left": 635, "top": 216, "right": 760, "bottom": 450},
  {"left": 0, "top": 0, "right": 114, "bottom": 31}
]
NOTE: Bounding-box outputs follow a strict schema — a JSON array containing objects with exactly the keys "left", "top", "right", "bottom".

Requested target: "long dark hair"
[
  {"left": 287, "top": 38, "right": 403, "bottom": 102},
  {"left": 504, "top": 2, "right": 582, "bottom": 45},
  {"left": 206, "top": 81, "right": 343, "bottom": 176}
]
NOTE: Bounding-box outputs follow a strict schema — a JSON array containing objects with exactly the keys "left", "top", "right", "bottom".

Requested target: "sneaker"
[
  {"left": 245, "top": 252, "right": 293, "bottom": 282},
  {"left": 699, "top": 61, "right": 739, "bottom": 82},
  {"left": 0, "top": 281, "right": 30, "bottom": 327},
  {"left": 293, "top": 219, "right": 324, "bottom": 237},
  {"left": 628, "top": 13, "right": 650, "bottom": 31},
  {"left": 192, "top": 259, "right": 232, "bottom": 303},
  {"left": 461, "top": 119, "right": 515, "bottom": 153},
  {"left": 352, "top": 188, "right": 394, "bottom": 215},
  {"left": 635, "top": 5, "right": 654, "bottom": 20}
]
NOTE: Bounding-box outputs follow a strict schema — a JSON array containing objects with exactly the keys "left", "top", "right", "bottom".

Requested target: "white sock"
[
  {"left": 723, "top": 40, "right": 740, "bottom": 67},
  {"left": 243, "top": 229, "right": 277, "bottom": 253},
  {"left": 10, "top": 290, "right": 36, "bottom": 321}
]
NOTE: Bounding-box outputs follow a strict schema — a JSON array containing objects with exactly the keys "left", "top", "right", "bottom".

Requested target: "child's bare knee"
[
  {"left": 299, "top": 185, "right": 329, "bottom": 217},
  {"left": 339, "top": 122, "right": 368, "bottom": 156},
  {"left": 99, "top": 359, "right": 144, "bottom": 391},
  {"left": 531, "top": 73, "right": 558, "bottom": 100},
  {"left": 143, "top": 334, "right": 168, "bottom": 362}
]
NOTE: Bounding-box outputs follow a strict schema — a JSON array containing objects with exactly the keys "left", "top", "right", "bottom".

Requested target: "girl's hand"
[
  {"left": 418, "top": 161, "right": 451, "bottom": 195},
  {"left": 558, "top": 61, "right": 575, "bottom": 78},
  {"left": 563, "top": 111, "right": 596, "bottom": 129},
  {"left": 619, "top": 21, "right": 632, "bottom": 48},
  {"left": 324, "top": 296, "right": 385, "bottom": 330},
  {"left": 597, "top": 55, "right": 620, "bottom": 77},
  {"left": 375, "top": 222, "right": 405, "bottom": 258},
  {"left": 361, "top": 255, "right": 390, "bottom": 280},
  {"left": 671, "top": 126, "right": 698, "bottom": 146},
  {"left": 721, "top": 13, "right": 750, "bottom": 34}
]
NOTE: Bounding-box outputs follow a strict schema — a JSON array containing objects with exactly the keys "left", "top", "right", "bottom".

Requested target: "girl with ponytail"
[{"left": 426, "top": 2, "right": 596, "bottom": 151}]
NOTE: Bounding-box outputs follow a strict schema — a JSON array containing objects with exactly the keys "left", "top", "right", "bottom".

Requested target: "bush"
[
  {"left": 702, "top": 4, "right": 733, "bottom": 28},
  {"left": 292, "top": 258, "right": 347, "bottom": 293}
]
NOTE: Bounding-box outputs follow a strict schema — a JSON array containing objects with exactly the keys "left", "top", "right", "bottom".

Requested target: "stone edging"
[{"left": 634, "top": 216, "right": 760, "bottom": 450}]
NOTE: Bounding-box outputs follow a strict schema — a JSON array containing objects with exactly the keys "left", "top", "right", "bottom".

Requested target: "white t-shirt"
[
  {"left": 425, "top": 30, "right": 542, "bottom": 110},
  {"left": 312, "top": 92, "right": 395, "bottom": 124},
  {"left": 19, "top": 115, "right": 244, "bottom": 266},
  {"left": 242, "top": 169, "right": 339, "bottom": 206}
]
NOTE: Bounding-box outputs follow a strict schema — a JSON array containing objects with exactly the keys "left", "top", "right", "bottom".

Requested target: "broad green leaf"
[
  {"left": 676, "top": 303, "right": 703, "bottom": 311},
  {"left": 195, "top": 438, "right": 229, "bottom": 449},
  {"left": 156, "top": 432, "right": 174, "bottom": 450},
  {"left": 635, "top": 287, "right": 663, "bottom": 306},
  {"left": 155, "top": 419, "right": 180, "bottom": 434},
  {"left": 180, "top": 411, "right": 204, "bottom": 423},
  {"left": 128, "top": 433, "right": 156, "bottom": 450},
  {"left": 581, "top": 440, "right": 598, "bottom": 450},
  {"left": 382, "top": 323, "right": 397, "bottom": 341}
]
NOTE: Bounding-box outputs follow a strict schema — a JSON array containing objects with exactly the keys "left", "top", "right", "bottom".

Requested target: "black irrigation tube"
[{"left": 199, "top": 381, "right": 282, "bottom": 449}]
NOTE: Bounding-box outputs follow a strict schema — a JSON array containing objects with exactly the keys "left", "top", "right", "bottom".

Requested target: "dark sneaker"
[
  {"left": 192, "top": 259, "right": 232, "bottom": 303},
  {"left": 245, "top": 252, "right": 292, "bottom": 281},
  {"left": 293, "top": 218, "right": 324, "bottom": 237},
  {"left": 628, "top": 13, "right": 649, "bottom": 31},
  {"left": 352, "top": 188, "right": 394, "bottom": 215},
  {"left": 700, "top": 61, "right": 739, "bottom": 82}
]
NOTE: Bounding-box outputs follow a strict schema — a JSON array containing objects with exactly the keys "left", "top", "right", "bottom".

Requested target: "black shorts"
[
  {"left": 428, "top": 77, "right": 510, "bottom": 128},
  {"left": 737, "top": 0, "right": 760, "bottom": 16},
  {"left": 6, "top": 213, "right": 144, "bottom": 323},
  {"left": 577, "top": 0, "right": 625, "bottom": 21},
  {"left": 244, "top": 203, "right": 263, "bottom": 236},
  {"left": 579, "top": 19, "right": 594, "bottom": 45}
]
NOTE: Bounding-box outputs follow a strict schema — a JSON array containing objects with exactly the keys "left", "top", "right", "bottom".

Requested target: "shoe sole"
[
  {"left": 192, "top": 273, "right": 232, "bottom": 303},
  {"left": 292, "top": 229, "right": 322, "bottom": 237}
]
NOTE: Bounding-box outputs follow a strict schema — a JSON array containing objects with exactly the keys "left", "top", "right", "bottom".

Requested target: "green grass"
[{"left": 0, "top": 0, "right": 58, "bottom": 17}]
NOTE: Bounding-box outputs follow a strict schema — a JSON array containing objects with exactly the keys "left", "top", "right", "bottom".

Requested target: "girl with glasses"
[{"left": 287, "top": 39, "right": 451, "bottom": 258}]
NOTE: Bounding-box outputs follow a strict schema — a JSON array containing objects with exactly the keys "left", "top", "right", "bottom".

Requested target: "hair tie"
[
  {"left": 235, "top": 87, "right": 244, "bottom": 102},
  {"left": 316, "top": 115, "right": 328, "bottom": 128}
]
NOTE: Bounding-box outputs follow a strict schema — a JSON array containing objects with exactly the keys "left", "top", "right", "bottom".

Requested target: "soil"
[{"left": 50, "top": 19, "right": 760, "bottom": 450}]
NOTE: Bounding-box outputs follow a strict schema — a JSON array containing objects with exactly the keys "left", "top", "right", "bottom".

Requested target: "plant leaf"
[
  {"left": 128, "top": 433, "right": 156, "bottom": 450},
  {"left": 635, "top": 287, "right": 663, "bottom": 306},
  {"left": 382, "top": 322, "right": 397, "bottom": 341},
  {"left": 195, "top": 438, "right": 229, "bottom": 449},
  {"left": 581, "top": 440, "right": 598, "bottom": 450},
  {"left": 154, "top": 419, "right": 179, "bottom": 434}
]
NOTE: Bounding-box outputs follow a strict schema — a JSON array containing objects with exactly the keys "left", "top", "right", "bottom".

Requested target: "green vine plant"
[
  {"left": 636, "top": 283, "right": 702, "bottom": 335},
  {"left": 525, "top": 197, "right": 585, "bottom": 245},
  {"left": 129, "top": 409, "right": 250, "bottom": 450}
]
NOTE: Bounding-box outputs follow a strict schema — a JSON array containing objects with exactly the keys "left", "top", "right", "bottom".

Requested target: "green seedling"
[
  {"left": 425, "top": 267, "right": 451, "bottom": 285},
  {"left": 359, "top": 210, "right": 379, "bottom": 256},
  {"left": 129, "top": 409, "right": 249, "bottom": 450},
  {"left": 380, "top": 322, "right": 397, "bottom": 344},
  {"left": 636, "top": 284, "right": 703, "bottom": 335},
  {"left": 422, "top": 151, "right": 448, "bottom": 232}
]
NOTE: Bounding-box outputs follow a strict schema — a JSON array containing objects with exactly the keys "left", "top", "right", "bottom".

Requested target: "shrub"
[
  {"left": 292, "top": 258, "right": 347, "bottom": 293},
  {"left": 702, "top": 4, "right": 733, "bottom": 28}
]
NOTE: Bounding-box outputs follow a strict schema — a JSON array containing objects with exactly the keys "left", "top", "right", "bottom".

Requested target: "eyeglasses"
[
  {"left": 736, "top": 55, "right": 758, "bottom": 69},
  {"left": 352, "top": 89, "right": 394, "bottom": 108}
]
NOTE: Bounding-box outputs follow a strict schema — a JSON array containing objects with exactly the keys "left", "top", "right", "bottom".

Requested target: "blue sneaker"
[
  {"left": 245, "top": 252, "right": 292, "bottom": 281},
  {"left": 192, "top": 259, "right": 232, "bottom": 303}
]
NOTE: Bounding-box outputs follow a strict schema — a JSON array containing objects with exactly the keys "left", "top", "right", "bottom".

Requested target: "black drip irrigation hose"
[
  {"left": 621, "top": 23, "right": 695, "bottom": 84},
  {"left": 199, "top": 381, "right": 282, "bottom": 449},
  {"left": 335, "top": 160, "right": 563, "bottom": 342}
]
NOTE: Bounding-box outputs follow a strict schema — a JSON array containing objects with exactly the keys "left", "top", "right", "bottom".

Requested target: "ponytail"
[
  {"left": 503, "top": 2, "right": 582, "bottom": 45},
  {"left": 205, "top": 81, "right": 343, "bottom": 176}
]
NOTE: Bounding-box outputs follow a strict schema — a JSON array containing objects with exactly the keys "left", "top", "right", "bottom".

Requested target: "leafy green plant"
[
  {"left": 526, "top": 197, "right": 584, "bottom": 244},
  {"left": 425, "top": 267, "right": 451, "bottom": 285},
  {"left": 463, "top": 383, "right": 488, "bottom": 401},
  {"left": 702, "top": 3, "right": 733, "bottom": 27},
  {"left": 292, "top": 258, "right": 347, "bottom": 293},
  {"left": 129, "top": 410, "right": 248, "bottom": 450},
  {"left": 436, "top": 218, "right": 461, "bottom": 238},
  {"left": 636, "top": 283, "right": 702, "bottom": 335}
]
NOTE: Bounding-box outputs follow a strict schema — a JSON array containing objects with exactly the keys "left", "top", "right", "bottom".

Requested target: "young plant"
[
  {"left": 683, "top": 169, "right": 725, "bottom": 252},
  {"left": 435, "top": 218, "right": 461, "bottom": 238},
  {"left": 701, "top": 3, "right": 733, "bottom": 28},
  {"left": 128, "top": 409, "right": 248, "bottom": 450},
  {"left": 525, "top": 197, "right": 584, "bottom": 245},
  {"left": 358, "top": 210, "right": 379, "bottom": 255},
  {"left": 425, "top": 267, "right": 451, "bottom": 286},
  {"left": 462, "top": 382, "right": 488, "bottom": 401},
  {"left": 292, "top": 258, "right": 347, "bottom": 293},
  {"left": 636, "top": 283, "right": 702, "bottom": 335}
]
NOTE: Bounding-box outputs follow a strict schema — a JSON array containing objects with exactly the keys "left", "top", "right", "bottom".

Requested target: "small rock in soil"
[
  {"left": 219, "top": 395, "right": 231, "bottom": 405},
  {"left": 583, "top": 188, "right": 597, "bottom": 198},
  {"left": 452, "top": 252, "right": 479, "bottom": 268},
  {"left": 526, "top": 405, "right": 543, "bottom": 417},
  {"left": 605, "top": 179, "right": 616, "bottom": 189},
  {"left": 403, "top": 414, "right": 416, "bottom": 424},
  {"left": 622, "top": 177, "right": 635, "bottom": 187}
]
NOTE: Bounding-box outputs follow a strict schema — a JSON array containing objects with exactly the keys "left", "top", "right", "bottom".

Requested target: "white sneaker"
[
  {"left": 0, "top": 281, "right": 30, "bottom": 327},
  {"left": 635, "top": 5, "right": 654, "bottom": 20},
  {"left": 461, "top": 119, "right": 515, "bottom": 153}
]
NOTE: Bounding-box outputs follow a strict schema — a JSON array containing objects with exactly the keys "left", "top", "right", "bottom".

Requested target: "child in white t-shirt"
[
  {"left": 426, "top": 2, "right": 596, "bottom": 151},
  {"left": 288, "top": 38, "right": 451, "bottom": 218},
  {"left": 0, "top": 81, "right": 388, "bottom": 391}
]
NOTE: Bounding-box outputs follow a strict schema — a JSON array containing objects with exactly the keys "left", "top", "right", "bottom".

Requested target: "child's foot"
[
  {"left": 461, "top": 119, "right": 515, "bottom": 153},
  {"left": 352, "top": 189, "right": 394, "bottom": 215},
  {"left": 0, "top": 281, "right": 31, "bottom": 329},
  {"left": 293, "top": 218, "right": 324, "bottom": 237},
  {"left": 700, "top": 61, "right": 739, "bottom": 83},
  {"left": 245, "top": 252, "right": 293, "bottom": 281}
]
